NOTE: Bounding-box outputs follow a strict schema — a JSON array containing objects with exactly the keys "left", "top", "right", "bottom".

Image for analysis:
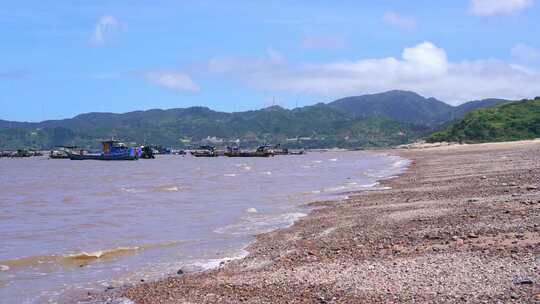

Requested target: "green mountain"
[
  {"left": 329, "top": 90, "right": 452, "bottom": 125},
  {"left": 450, "top": 98, "right": 508, "bottom": 120},
  {"left": 427, "top": 98, "right": 540, "bottom": 143},
  {"left": 329, "top": 90, "right": 506, "bottom": 125},
  {"left": 0, "top": 104, "right": 429, "bottom": 149},
  {"left": 0, "top": 91, "right": 511, "bottom": 150}
]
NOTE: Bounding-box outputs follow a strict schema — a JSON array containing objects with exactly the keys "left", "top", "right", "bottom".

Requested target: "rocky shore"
[{"left": 88, "top": 140, "right": 540, "bottom": 303}]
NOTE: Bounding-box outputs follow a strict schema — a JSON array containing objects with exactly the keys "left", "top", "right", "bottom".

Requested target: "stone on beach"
[{"left": 84, "top": 140, "right": 540, "bottom": 304}]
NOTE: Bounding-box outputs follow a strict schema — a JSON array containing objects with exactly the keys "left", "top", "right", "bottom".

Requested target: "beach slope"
[{"left": 94, "top": 141, "right": 540, "bottom": 303}]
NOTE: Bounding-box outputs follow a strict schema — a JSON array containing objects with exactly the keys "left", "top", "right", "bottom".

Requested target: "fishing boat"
[
  {"left": 289, "top": 150, "right": 306, "bottom": 155},
  {"left": 140, "top": 146, "right": 156, "bottom": 159},
  {"left": 225, "top": 146, "right": 273, "bottom": 157},
  {"left": 172, "top": 149, "right": 187, "bottom": 155},
  {"left": 190, "top": 146, "right": 219, "bottom": 157},
  {"left": 272, "top": 144, "right": 289, "bottom": 155},
  {"left": 69, "top": 140, "right": 140, "bottom": 161},
  {"left": 50, "top": 146, "right": 77, "bottom": 159}
]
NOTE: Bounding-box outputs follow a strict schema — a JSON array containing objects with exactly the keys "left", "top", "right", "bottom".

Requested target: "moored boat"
[
  {"left": 224, "top": 146, "right": 273, "bottom": 157},
  {"left": 140, "top": 146, "right": 155, "bottom": 159},
  {"left": 190, "top": 146, "right": 219, "bottom": 157},
  {"left": 69, "top": 140, "right": 140, "bottom": 161},
  {"left": 289, "top": 150, "right": 306, "bottom": 155},
  {"left": 50, "top": 146, "right": 77, "bottom": 159},
  {"left": 271, "top": 144, "right": 289, "bottom": 155}
]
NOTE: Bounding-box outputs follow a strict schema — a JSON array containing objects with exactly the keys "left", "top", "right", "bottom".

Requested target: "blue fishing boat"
[{"left": 69, "top": 140, "right": 141, "bottom": 161}]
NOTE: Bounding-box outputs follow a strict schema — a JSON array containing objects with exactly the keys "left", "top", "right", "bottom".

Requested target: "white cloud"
[
  {"left": 469, "top": 0, "right": 534, "bottom": 16},
  {"left": 144, "top": 71, "right": 200, "bottom": 92},
  {"left": 207, "top": 42, "right": 540, "bottom": 104},
  {"left": 511, "top": 43, "right": 540, "bottom": 64},
  {"left": 300, "top": 35, "right": 347, "bottom": 50},
  {"left": 89, "top": 15, "right": 123, "bottom": 46},
  {"left": 382, "top": 11, "right": 417, "bottom": 30}
]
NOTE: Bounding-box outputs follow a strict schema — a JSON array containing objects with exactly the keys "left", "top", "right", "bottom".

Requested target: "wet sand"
[{"left": 89, "top": 140, "right": 540, "bottom": 303}]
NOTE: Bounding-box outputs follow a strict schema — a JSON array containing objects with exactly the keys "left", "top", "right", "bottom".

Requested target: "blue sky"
[{"left": 1, "top": 0, "right": 539, "bottom": 121}]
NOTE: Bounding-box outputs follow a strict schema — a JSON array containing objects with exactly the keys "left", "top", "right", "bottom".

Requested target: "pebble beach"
[{"left": 87, "top": 140, "right": 540, "bottom": 303}]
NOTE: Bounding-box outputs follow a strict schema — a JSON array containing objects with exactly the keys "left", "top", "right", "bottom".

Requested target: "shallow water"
[{"left": 0, "top": 151, "right": 408, "bottom": 303}]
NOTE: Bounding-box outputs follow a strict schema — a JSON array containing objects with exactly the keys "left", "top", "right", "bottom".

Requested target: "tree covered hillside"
[
  {"left": 0, "top": 91, "right": 512, "bottom": 150},
  {"left": 427, "top": 98, "right": 540, "bottom": 143}
]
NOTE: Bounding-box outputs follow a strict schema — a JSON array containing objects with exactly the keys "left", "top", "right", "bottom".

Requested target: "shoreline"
[{"left": 86, "top": 141, "right": 540, "bottom": 303}]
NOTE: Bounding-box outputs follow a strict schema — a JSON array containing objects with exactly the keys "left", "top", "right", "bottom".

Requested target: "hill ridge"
[{"left": 0, "top": 91, "right": 511, "bottom": 149}]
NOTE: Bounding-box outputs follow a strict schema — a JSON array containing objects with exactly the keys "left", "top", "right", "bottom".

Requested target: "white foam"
[
  {"left": 65, "top": 246, "right": 140, "bottom": 260},
  {"left": 328, "top": 158, "right": 338, "bottom": 162},
  {"left": 224, "top": 174, "right": 237, "bottom": 177},
  {"left": 214, "top": 212, "right": 307, "bottom": 235},
  {"left": 0, "top": 265, "right": 9, "bottom": 271},
  {"left": 120, "top": 188, "right": 143, "bottom": 194},
  {"left": 364, "top": 186, "right": 392, "bottom": 191},
  {"left": 323, "top": 185, "right": 347, "bottom": 192},
  {"left": 163, "top": 186, "right": 179, "bottom": 192},
  {"left": 112, "top": 298, "right": 136, "bottom": 304},
  {"left": 392, "top": 158, "right": 410, "bottom": 168},
  {"left": 189, "top": 249, "right": 249, "bottom": 271},
  {"left": 246, "top": 208, "right": 258, "bottom": 213},
  {"left": 360, "top": 182, "right": 379, "bottom": 188}
]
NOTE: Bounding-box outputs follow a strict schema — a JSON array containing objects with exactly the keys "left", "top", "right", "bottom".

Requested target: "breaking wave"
[
  {"left": 214, "top": 212, "right": 307, "bottom": 236},
  {"left": 188, "top": 249, "right": 249, "bottom": 271},
  {"left": 64, "top": 247, "right": 140, "bottom": 264},
  {"left": 0, "top": 241, "right": 182, "bottom": 272}
]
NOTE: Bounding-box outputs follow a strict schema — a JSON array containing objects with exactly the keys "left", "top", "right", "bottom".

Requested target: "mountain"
[
  {"left": 328, "top": 90, "right": 508, "bottom": 125},
  {"left": 329, "top": 90, "right": 452, "bottom": 125},
  {"left": 427, "top": 98, "right": 540, "bottom": 143},
  {"left": 0, "top": 103, "right": 430, "bottom": 149},
  {"left": 0, "top": 91, "right": 511, "bottom": 150},
  {"left": 450, "top": 98, "right": 508, "bottom": 119}
]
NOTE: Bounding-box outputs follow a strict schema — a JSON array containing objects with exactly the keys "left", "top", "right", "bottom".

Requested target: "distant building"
[{"left": 202, "top": 136, "right": 224, "bottom": 144}]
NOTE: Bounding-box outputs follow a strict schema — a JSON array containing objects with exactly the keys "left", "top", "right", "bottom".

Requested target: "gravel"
[{"left": 83, "top": 140, "right": 540, "bottom": 304}]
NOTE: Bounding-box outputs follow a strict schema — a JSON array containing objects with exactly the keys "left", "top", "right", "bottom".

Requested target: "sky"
[{"left": 1, "top": 0, "right": 539, "bottom": 121}]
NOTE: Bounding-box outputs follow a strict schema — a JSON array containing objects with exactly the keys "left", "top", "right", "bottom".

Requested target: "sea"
[{"left": 0, "top": 151, "right": 409, "bottom": 303}]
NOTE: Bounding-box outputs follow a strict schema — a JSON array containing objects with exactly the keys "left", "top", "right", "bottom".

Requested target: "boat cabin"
[{"left": 102, "top": 140, "right": 129, "bottom": 155}]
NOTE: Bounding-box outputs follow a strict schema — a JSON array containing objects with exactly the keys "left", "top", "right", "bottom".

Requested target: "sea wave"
[
  {"left": 64, "top": 246, "right": 140, "bottom": 264},
  {"left": 188, "top": 249, "right": 249, "bottom": 271},
  {"left": 391, "top": 158, "right": 409, "bottom": 168},
  {"left": 214, "top": 212, "right": 307, "bottom": 235},
  {"left": 120, "top": 187, "right": 144, "bottom": 194},
  {"left": 154, "top": 185, "right": 181, "bottom": 192},
  {"left": 0, "top": 241, "right": 182, "bottom": 271}
]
